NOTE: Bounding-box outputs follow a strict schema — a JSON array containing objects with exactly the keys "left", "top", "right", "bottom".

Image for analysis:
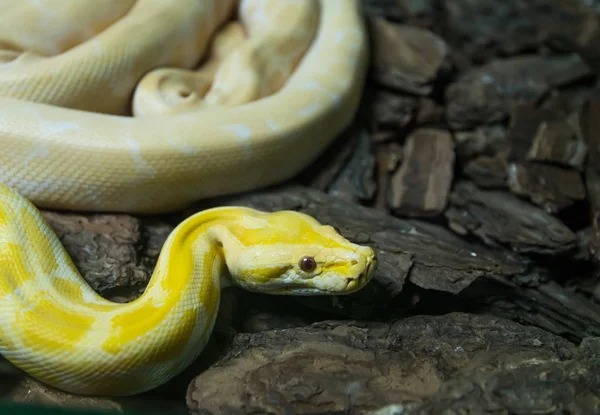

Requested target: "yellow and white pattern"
[
  {"left": 0, "top": 0, "right": 369, "bottom": 213},
  {"left": 0, "top": 181, "right": 376, "bottom": 395}
]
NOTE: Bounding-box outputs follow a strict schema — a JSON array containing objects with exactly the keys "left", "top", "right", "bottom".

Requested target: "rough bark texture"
[
  {"left": 40, "top": 212, "right": 151, "bottom": 301},
  {"left": 370, "top": 18, "right": 450, "bottom": 95},
  {"left": 463, "top": 155, "right": 508, "bottom": 188},
  {"left": 368, "top": 338, "right": 600, "bottom": 414},
  {"left": 438, "top": 0, "right": 600, "bottom": 66},
  {"left": 507, "top": 162, "right": 586, "bottom": 213},
  {"left": 388, "top": 128, "right": 455, "bottom": 217},
  {"left": 445, "top": 181, "right": 578, "bottom": 254},
  {"left": 370, "top": 89, "right": 418, "bottom": 135},
  {"left": 445, "top": 54, "right": 592, "bottom": 130},
  {"left": 186, "top": 313, "right": 598, "bottom": 415},
  {"left": 506, "top": 103, "right": 587, "bottom": 168}
]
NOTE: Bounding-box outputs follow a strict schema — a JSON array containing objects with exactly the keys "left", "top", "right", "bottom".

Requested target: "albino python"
[
  {"left": 0, "top": 0, "right": 374, "bottom": 397},
  {"left": 0, "top": 182, "right": 376, "bottom": 395}
]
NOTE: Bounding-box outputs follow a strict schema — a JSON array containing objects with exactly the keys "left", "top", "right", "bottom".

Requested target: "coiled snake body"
[
  {"left": 0, "top": 0, "right": 368, "bottom": 213},
  {"left": 0, "top": 0, "right": 373, "bottom": 396}
]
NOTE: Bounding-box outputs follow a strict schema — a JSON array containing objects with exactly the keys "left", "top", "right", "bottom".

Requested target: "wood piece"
[
  {"left": 506, "top": 103, "right": 587, "bottom": 169},
  {"left": 463, "top": 155, "right": 508, "bottom": 188},
  {"left": 327, "top": 128, "right": 377, "bottom": 203},
  {"left": 454, "top": 124, "right": 508, "bottom": 162},
  {"left": 371, "top": 88, "right": 418, "bottom": 134},
  {"left": 388, "top": 128, "right": 455, "bottom": 216},
  {"left": 455, "top": 125, "right": 509, "bottom": 188},
  {"left": 374, "top": 142, "right": 402, "bottom": 210},
  {"left": 370, "top": 18, "right": 450, "bottom": 95},
  {"left": 445, "top": 54, "right": 593, "bottom": 129},
  {"left": 439, "top": 0, "right": 599, "bottom": 64},
  {"left": 457, "top": 277, "right": 600, "bottom": 342},
  {"left": 415, "top": 97, "right": 446, "bottom": 126},
  {"left": 186, "top": 313, "right": 586, "bottom": 415},
  {"left": 507, "top": 162, "right": 586, "bottom": 213},
  {"left": 302, "top": 123, "right": 362, "bottom": 193},
  {"left": 445, "top": 181, "right": 577, "bottom": 254},
  {"left": 541, "top": 84, "right": 600, "bottom": 117},
  {"left": 543, "top": 1, "right": 600, "bottom": 73}
]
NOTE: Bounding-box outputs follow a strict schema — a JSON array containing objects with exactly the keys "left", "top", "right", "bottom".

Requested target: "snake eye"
[{"left": 299, "top": 256, "right": 317, "bottom": 272}]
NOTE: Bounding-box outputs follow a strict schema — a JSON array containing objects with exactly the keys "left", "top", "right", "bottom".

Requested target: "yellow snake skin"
[
  {"left": 0, "top": 0, "right": 369, "bottom": 214},
  {"left": 0, "top": 181, "right": 377, "bottom": 396},
  {"left": 0, "top": 0, "right": 374, "bottom": 397}
]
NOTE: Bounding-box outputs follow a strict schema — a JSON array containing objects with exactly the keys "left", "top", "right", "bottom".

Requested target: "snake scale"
[{"left": 0, "top": 0, "right": 374, "bottom": 397}]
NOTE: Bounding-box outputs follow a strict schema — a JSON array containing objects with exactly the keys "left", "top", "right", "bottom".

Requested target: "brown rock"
[
  {"left": 507, "top": 162, "right": 586, "bottom": 213},
  {"left": 445, "top": 181, "right": 577, "bottom": 254},
  {"left": 186, "top": 313, "right": 583, "bottom": 415},
  {"left": 388, "top": 128, "right": 455, "bottom": 216},
  {"left": 370, "top": 18, "right": 450, "bottom": 95},
  {"left": 445, "top": 54, "right": 592, "bottom": 129}
]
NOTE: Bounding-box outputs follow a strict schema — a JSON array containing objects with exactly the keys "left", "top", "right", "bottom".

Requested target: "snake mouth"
[{"left": 345, "top": 254, "right": 376, "bottom": 293}]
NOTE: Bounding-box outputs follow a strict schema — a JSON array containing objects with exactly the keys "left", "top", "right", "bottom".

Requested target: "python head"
[{"left": 217, "top": 208, "right": 377, "bottom": 295}]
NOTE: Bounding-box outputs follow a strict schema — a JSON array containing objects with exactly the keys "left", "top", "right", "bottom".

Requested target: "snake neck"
[
  {"left": 0, "top": 197, "right": 246, "bottom": 395},
  {"left": 118, "top": 208, "right": 246, "bottom": 342}
]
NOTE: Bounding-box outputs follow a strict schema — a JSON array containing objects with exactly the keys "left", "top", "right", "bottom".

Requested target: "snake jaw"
[
  {"left": 344, "top": 250, "right": 377, "bottom": 293},
  {"left": 304, "top": 246, "right": 376, "bottom": 295}
]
